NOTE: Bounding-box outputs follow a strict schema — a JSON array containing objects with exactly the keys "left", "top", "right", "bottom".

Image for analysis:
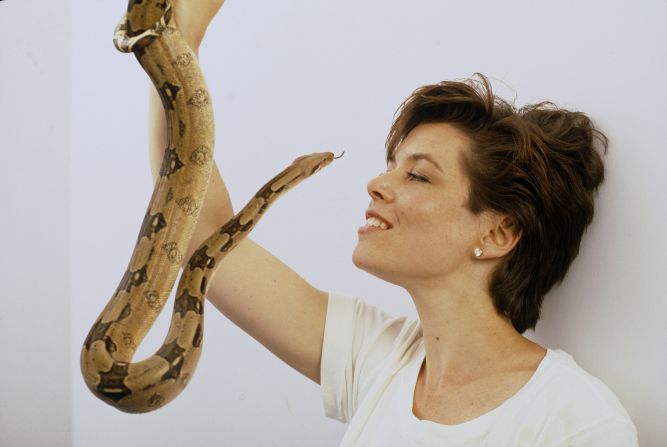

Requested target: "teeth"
[{"left": 365, "top": 217, "right": 389, "bottom": 230}]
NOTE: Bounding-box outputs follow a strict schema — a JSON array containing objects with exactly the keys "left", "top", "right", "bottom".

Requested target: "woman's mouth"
[
  {"left": 364, "top": 216, "right": 389, "bottom": 230},
  {"left": 358, "top": 216, "right": 392, "bottom": 234}
]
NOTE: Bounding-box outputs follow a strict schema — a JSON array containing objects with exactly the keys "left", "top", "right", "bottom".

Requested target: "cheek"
[
  {"left": 409, "top": 199, "right": 477, "bottom": 248},
  {"left": 405, "top": 197, "right": 450, "bottom": 230}
]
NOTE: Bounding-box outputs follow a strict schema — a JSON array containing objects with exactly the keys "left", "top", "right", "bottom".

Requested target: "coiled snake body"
[{"left": 80, "top": 0, "right": 335, "bottom": 413}]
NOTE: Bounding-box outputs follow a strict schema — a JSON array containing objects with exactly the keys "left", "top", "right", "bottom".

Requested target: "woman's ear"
[{"left": 480, "top": 215, "right": 521, "bottom": 259}]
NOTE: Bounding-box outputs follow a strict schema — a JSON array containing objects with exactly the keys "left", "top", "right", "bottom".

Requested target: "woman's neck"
[{"left": 406, "top": 276, "right": 544, "bottom": 386}]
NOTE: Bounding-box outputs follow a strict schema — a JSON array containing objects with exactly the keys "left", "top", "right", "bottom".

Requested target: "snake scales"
[{"left": 80, "top": 0, "right": 335, "bottom": 413}]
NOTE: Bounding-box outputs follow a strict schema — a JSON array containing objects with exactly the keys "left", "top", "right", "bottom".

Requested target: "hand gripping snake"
[{"left": 80, "top": 0, "right": 336, "bottom": 413}]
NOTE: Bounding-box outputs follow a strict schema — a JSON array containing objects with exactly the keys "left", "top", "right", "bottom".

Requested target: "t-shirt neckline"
[{"left": 397, "top": 343, "right": 555, "bottom": 441}]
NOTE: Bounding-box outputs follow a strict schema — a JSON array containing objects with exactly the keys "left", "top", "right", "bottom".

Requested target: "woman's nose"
[{"left": 367, "top": 172, "right": 395, "bottom": 202}]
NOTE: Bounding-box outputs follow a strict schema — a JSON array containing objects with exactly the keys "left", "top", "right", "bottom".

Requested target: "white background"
[{"left": 1, "top": 0, "right": 665, "bottom": 446}]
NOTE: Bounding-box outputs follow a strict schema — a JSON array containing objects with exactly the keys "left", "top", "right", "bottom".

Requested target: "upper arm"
[
  {"left": 150, "top": 75, "right": 327, "bottom": 382},
  {"left": 169, "top": 156, "right": 326, "bottom": 382},
  {"left": 204, "top": 236, "right": 328, "bottom": 383}
]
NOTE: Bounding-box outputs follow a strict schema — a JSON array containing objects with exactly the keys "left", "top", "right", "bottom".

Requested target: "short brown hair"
[{"left": 387, "top": 74, "right": 607, "bottom": 333}]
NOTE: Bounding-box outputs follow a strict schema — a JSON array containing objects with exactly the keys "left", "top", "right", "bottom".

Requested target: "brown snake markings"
[{"left": 80, "top": 0, "right": 336, "bottom": 413}]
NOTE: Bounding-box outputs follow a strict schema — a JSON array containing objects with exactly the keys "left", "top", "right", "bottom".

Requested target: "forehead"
[{"left": 389, "top": 122, "right": 471, "bottom": 167}]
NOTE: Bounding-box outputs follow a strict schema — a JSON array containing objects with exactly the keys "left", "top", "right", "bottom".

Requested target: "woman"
[{"left": 151, "top": 1, "right": 638, "bottom": 444}]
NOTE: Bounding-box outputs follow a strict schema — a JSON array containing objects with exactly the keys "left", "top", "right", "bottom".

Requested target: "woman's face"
[{"left": 352, "top": 122, "right": 485, "bottom": 287}]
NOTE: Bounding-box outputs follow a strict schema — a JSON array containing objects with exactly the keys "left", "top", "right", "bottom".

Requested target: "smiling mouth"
[{"left": 363, "top": 216, "right": 391, "bottom": 230}]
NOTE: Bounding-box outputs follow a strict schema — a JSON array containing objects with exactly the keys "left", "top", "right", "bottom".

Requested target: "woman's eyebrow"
[{"left": 388, "top": 152, "right": 444, "bottom": 174}]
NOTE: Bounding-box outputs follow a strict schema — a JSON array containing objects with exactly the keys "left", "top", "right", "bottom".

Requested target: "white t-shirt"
[{"left": 320, "top": 292, "right": 638, "bottom": 446}]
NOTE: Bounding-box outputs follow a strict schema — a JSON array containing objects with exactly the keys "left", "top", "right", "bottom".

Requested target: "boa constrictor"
[{"left": 80, "top": 0, "right": 336, "bottom": 413}]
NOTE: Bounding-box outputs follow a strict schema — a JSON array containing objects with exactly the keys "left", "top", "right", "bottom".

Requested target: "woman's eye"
[{"left": 408, "top": 171, "right": 429, "bottom": 182}]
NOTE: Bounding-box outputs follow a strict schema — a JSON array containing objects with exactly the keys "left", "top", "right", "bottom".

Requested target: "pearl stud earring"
[{"left": 473, "top": 247, "right": 483, "bottom": 258}]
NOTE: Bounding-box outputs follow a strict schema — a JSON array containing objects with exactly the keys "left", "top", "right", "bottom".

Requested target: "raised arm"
[{"left": 148, "top": 0, "right": 328, "bottom": 383}]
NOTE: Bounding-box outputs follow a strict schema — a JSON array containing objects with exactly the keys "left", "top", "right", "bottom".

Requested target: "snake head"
[
  {"left": 292, "top": 152, "right": 336, "bottom": 177},
  {"left": 114, "top": 1, "right": 174, "bottom": 53},
  {"left": 264, "top": 152, "right": 338, "bottom": 194}
]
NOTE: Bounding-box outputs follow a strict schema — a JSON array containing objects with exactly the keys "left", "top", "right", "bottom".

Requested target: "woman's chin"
[
  {"left": 352, "top": 247, "right": 377, "bottom": 272},
  {"left": 351, "top": 243, "right": 378, "bottom": 268},
  {"left": 351, "top": 247, "right": 366, "bottom": 270},
  {"left": 352, "top": 248, "right": 392, "bottom": 281}
]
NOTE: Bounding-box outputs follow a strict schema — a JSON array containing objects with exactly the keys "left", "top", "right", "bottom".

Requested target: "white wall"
[
  {"left": 0, "top": 1, "right": 72, "bottom": 446},
  {"left": 2, "top": 0, "right": 665, "bottom": 446}
]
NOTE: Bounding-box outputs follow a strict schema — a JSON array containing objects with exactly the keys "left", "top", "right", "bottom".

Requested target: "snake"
[{"left": 80, "top": 0, "right": 336, "bottom": 413}]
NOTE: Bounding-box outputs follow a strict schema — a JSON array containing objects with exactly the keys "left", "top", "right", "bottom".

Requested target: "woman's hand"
[{"left": 172, "top": 0, "right": 226, "bottom": 53}]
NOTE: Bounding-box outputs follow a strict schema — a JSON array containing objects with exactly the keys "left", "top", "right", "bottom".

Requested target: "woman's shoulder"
[
  {"left": 537, "top": 349, "right": 630, "bottom": 415},
  {"left": 501, "top": 348, "right": 637, "bottom": 445},
  {"left": 327, "top": 291, "right": 422, "bottom": 347},
  {"left": 325, "top": 292, "right": 423, "bottom": 377}
]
